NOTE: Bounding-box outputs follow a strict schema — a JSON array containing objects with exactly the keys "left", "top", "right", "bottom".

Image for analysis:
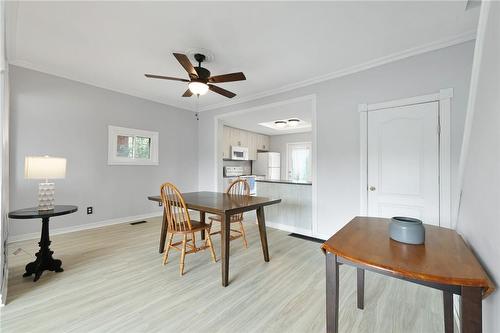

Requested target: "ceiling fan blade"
[
  {"left": 209, "top": 84, "right": 236, "bottom": 98},
  {"left": 182, "top": 89, "right": 193, "bottom": 97},
  {"left": 144, "top": 74, "right": 189, "bottom": 82},
  {"left": 209, "top": 72, "right": 246, "bottom": 83},
  {"left": 173, "top": 53, "right": 198, "bottom": 78}
]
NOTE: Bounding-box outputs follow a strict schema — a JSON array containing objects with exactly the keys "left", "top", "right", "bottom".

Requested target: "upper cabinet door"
[
  {"left": 248, "top": 133, "right": 257, "bottom": 160},
  {"left": 222, "top": 126, "right": 231, "bottom": 159},
  {"left": 257, "top": 134, "right": 270, "bottom": 151},
  {"left": 230, "top": 127, "right": 241, "bottom": 147}
]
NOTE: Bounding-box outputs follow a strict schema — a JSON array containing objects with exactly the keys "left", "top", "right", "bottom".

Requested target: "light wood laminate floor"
[{"left": 1, "top": 216, "right": 448, "bottom": 332}]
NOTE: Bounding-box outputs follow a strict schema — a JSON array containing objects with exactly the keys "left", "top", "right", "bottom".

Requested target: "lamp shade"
[{"left": 24, "top": 156, "right": 66, "bottom": 180}]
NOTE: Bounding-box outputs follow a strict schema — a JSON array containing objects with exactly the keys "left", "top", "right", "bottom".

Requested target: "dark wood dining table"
[
  {"left": 322, "top": 216, "right": 495, "bottom": 333},
  {"left": 148, "top": 191, "right": 281, "bottom": 286}
]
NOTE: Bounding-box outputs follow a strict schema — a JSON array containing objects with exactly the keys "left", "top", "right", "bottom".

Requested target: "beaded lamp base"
[{"left": 38, "top": 182, "right": 55, "bottom": 211}]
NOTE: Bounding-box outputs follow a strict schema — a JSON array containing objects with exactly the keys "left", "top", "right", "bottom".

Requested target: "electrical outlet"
[
  {"left": 87, "top": 206, "right": 93, "bottom": 215},
  {"left": 158, "top": 201, "right": 162, "bottom": 207}
]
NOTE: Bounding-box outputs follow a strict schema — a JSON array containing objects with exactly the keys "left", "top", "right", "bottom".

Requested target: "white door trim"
[{"left": 358, "top": 88, "right": 453, "bottom": 228}]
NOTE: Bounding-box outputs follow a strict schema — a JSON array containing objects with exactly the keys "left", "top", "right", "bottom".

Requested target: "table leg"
[
  {"left": 221, "top": 212, "right": 230, "bottom": 287},
  {"left": 200, "top": 211, "right": 206, "bottom": 240},
  {"left": 256, "top": 207, "right": 270, "bottom": 262},
  {"left": 461, "top": 286, "right": 482, "bottom": 333},
  {"left": 23, "top": 217, "right": 63, "bottom": 282},
  {"left": 326, "top": 252, "right": 339, "bottom": 333},
  {"left": 159, "top": 209, "right": 168, "bottom": 253},
  {"left": 357, "top": 268, "right": 365, "bottom": 310},
  {"left": 443, "top": 290, "right": 454, "bottom": 333}
]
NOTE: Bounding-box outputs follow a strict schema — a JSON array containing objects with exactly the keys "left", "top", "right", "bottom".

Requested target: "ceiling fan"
[{"left": 145, "top": 53, "right": 246, "bottom": 98}]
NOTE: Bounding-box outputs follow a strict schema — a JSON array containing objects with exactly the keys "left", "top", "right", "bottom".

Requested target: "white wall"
[
  {"left": 456, "top": 2, "right": 499, "bottom": 332},
  {"left": 9, "top": 66, "right": 199, "bottom": 237},
  {"left": 198, "top": 41, "right": 475, "bottom": 238},
  {"left": 269, "top": 132, "right": 312, "bottom": 180}
]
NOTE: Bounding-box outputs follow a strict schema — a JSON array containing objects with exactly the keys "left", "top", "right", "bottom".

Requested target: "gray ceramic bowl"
[{"left": 389, "top": 216, "right": 425, "bottom": 245}]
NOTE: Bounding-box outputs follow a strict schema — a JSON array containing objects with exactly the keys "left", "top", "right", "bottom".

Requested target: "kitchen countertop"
[{"left": 256, "top": 179, "right": 312, "bottom": 185}]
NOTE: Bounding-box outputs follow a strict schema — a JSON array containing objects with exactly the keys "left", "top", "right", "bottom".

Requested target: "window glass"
[
  {"left": 116, "top": 135, "right": 134, "bottom": 158},
  {"left": 287, "top": 143, "right": 312, "bottom": 181},
  {"left": 134, "top": 136, "right": 151, "bottom": 159}
]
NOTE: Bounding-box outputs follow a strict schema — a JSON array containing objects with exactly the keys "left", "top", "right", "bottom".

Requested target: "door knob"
[{"left": 369, "top": 186, "right": 376, "bottom": 191}]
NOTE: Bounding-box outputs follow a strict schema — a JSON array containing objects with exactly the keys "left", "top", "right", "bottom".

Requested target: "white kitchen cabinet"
[
  {"left": 222, "top": 126, "right": 270, "bottom": 160},
  {"left": 222, "top": 126, "right": 231, "bottom": 159},
  {"left": 248, "top": 133, "right": 257, "bottom": 160},
  {"left": 230, "top": 127, "right": 241, "bottom": 147},
  {"left": 257, "top": 134, "right": 270, "bottom": 151}
]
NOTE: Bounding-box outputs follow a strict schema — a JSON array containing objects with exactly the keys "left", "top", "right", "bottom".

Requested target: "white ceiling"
[
  {"left": 6, "top": 1, "right": 479, "bottom": 112},
  {"left": 221, "top": 98, "right": 313, "bottom": 136}
]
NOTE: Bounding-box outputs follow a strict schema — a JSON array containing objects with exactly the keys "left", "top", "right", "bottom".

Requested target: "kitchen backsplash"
[{"left": 223, "top": 160, "right": 252, "bottom": 175}]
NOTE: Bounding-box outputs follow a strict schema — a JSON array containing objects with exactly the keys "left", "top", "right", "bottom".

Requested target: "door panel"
[{"left": 367, "top": 102, "right": 439, "bottom": 225}]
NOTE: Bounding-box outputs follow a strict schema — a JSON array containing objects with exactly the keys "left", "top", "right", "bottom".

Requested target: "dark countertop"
[{"left": 256, "top": 179, "right": 312, "bottom": 185}]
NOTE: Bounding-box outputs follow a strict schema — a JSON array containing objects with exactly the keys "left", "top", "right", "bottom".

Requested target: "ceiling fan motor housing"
[
  {"left": 194, "top": 66, "right": 211, "bottom": 80},
  {"left": 193, "top": 54, "right": 210, "bottom": 80}
]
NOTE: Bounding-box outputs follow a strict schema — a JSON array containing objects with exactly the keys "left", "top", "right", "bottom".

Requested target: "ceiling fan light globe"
[{"left": 188, "top": 81, "right": 209, "bottom": 95}]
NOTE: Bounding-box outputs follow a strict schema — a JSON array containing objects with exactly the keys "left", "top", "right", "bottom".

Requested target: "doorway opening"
[{"left": 213, "top": 95, "right": 318, "bottom": 237}]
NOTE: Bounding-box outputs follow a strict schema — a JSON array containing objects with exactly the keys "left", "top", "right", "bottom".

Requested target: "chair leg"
[
  {"left": 239, "top": 221, "right": 248, "bottom": 248},
  {"left": 162, "top": 233, "right": 174, "bottom": 265},
  {"left": 206, "top": 232, "right": 217, "bottom": 263},
  {"left": 179, "top": 234, "right": 187, "bottom": 276},
  {"left": 192, "top": 232, "right": 196, "bottom": 252},
  {"left": 205, "top": 222, "right": 213, "bottom": 247}
]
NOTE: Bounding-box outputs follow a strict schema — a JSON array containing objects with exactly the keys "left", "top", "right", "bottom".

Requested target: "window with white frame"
[
  {"left": 108, "top": 126, "right": 159, "bottom": 165},
  {"left": 287, "top": 142, "right": 312, "bottom": 182}
]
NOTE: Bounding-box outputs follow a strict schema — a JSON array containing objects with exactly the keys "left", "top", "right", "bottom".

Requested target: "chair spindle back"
[
  {"left": 227, "top": 178, "right": 250, "bottom": 221},
  {"left": 160, "top": 183, "right": 192, "bottom": 232}
]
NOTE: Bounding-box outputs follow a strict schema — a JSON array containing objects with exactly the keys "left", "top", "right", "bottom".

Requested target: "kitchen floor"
[{"left": 2, "top": 218, "right": 449, "bottom": 332}]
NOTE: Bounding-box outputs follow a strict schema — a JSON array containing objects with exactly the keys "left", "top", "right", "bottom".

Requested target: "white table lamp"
[{"left": 25, "top": 156, "right": 66, "bottom": 211}]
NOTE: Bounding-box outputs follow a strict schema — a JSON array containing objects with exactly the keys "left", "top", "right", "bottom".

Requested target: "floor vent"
[
  {"left": 130, "top": 221, "right": 147, "bottom": 225},
  {"left": 288, "top": 233, "right": 324, "bottom": 243}
]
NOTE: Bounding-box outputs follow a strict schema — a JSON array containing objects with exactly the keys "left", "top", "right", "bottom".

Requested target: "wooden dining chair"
[
  {"left": 160, "top": 182, "right": 217, "bottom": 276},
  {"left": 208, "top": 178, "right": 250, "bottom": 248}
]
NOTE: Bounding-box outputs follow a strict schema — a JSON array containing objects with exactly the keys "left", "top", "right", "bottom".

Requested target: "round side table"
[{"left": 8, "top": 205, "right": 78, "bottom": 281}]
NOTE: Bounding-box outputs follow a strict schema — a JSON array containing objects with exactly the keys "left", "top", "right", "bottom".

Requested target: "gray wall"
[
  {"left": 198, "top": 41, "right": 475, "bottom": 238},
  {"left": 456, "top": 3, "right": 499, "bottom": 331},
  {"left": 9, "top": 66, "right": 198, "bottom": 237},
  {"left": 269, "top": 132, "right": 312, "bottom": 180}
]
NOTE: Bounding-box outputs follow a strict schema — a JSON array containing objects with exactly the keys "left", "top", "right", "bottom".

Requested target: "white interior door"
[{"left": 367, "top": 102, "right": 440, "bottom": 225}]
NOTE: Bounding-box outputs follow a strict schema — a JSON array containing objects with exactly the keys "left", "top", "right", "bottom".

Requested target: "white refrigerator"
[{"left": 253, "top": 152, "right": 281, "bottom": 180}]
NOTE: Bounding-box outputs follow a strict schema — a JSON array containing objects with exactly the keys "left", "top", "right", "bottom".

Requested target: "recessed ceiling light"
[
  {"left": 259, "top": 118, "right": 311, "bottom": 131},
  {"left": 274, "top": 120, "right": 287, "bottom": 128}
]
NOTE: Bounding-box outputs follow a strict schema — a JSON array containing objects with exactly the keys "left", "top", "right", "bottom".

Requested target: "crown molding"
[
  {"left": 199, "top": 30, "right": 476, "bottom": 112},
  {"left": 8, "top": 60, "right": 196, "bottom": 112},
  {"left": 8, "top": 30, "right": 476, "bottom": 114}
]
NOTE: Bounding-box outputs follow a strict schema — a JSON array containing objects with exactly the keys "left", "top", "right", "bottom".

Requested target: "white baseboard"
[
  {"left": 1, "top": 267, "right": 8, "bottom": 306},
  {"left": 265, "top": 221, "right": 314, "bottom": 238},
  {"left": 7, "top": 212, "right": 163, "bottom": 244}
]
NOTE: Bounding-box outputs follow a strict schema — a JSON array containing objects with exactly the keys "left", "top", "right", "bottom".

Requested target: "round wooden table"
[{"left": 8, "top": 205, "right": 78, "bottom": 281}]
